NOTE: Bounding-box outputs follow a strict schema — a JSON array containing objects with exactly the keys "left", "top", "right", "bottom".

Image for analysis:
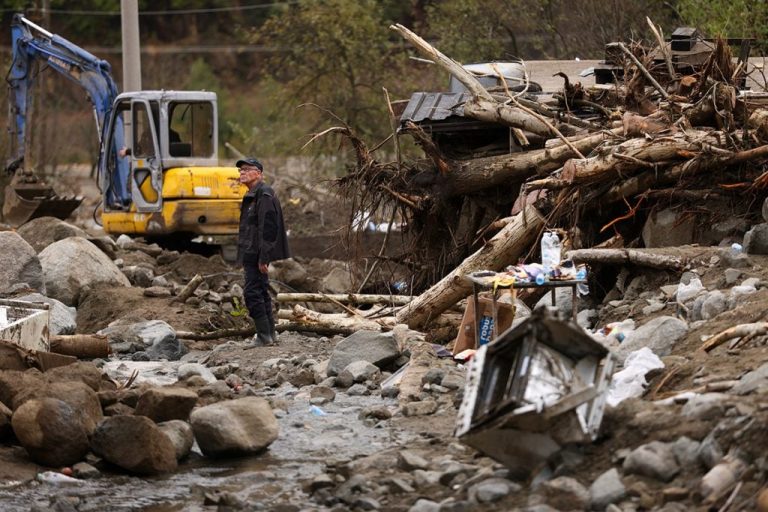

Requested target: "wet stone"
[
  {"left": 72, "top": 462, "right": 100, "bottom": 479},
  {"left": 413, "top": 470, "right": 442, "bottom": 488},
  {"left": 380, "top": 386, "right": 400, "bottom": 399},
  {"left": 354, "top": 497, "right": 381, "bottom": 510}
]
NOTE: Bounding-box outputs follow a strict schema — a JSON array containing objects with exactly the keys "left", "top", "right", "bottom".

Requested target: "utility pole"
[{"left": 121, "top": 0, "right": 142, "bottom": 92}]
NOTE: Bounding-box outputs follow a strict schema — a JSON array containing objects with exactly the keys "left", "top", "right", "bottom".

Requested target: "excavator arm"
[{"left": 6, "top": 13, "right": 129, "bottom": 208}]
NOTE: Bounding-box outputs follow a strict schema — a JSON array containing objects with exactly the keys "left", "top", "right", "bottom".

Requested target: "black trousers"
[{"left": 243, "top": 261, "right": 272, "bottom": 325}]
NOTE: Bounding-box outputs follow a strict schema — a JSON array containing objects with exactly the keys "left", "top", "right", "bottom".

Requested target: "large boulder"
[
  {"left": 44, "top": 361, "right": 103, "bottom": 392},
  {"left": 0, "top": 370, "right": 46, "bottom": 410},
  {"left": 642, "top": 208, "right": 695, "bottom": 248},
  {"left": 12, "top": 397, "right": 90, "bottom": 467},
  {"left": 0, "top": 231, "right": 44, "bottom": 294},
  {"left": 90, "top": 416, "right": 178, "bottom": 475},
  {"left": 743, "top": 223, "right": 768, "bottom": 255},
  {"left": 14, "top": 293, "right": 77, "bottom": 335},
  {"left": 134, "top": 387, "right": 198, "bottom": 422},
  {"left": 616, "top": 316, "right": 688, "bottom": 364},
  {"left": 98, "top": 319, "right": 186, "bottom": 360},
  {"left": 39, "top": 237, "right": 130, "bottom": 306},
  {"left": 14, "top": 381, "right": 103, "bottom": 433},
  {"left": 327, "top": 331, "right": 400, "bottom": 376},
  {"left": 190, "top": 397, "right": 278, "bottom": 457},
  {"left": 16, "top": 217, "right": 89, "bottom": 253},
  {"left": 157, "top": 420, "right": 194, "bottom": 461}
]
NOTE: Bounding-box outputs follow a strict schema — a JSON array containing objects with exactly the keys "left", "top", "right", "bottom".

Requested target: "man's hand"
[{"left": 259, "top": 263, "right": 269, "bottom": 274}]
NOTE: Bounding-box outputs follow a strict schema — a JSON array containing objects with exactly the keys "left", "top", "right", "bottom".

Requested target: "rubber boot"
[
  {"left": 269, "top": 315, "right": 278, "bottom": 344},
  {"left": 245, "top": 316, "right": 274, "bottom": 348}
]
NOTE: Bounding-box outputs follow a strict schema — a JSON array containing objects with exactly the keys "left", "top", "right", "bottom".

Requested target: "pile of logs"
[{"left": 321, "top": 23, "right": 768, "bottom": 331}]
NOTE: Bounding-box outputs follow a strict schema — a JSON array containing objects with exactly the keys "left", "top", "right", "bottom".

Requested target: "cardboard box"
[{"left": 453, "top": 294, "right": 516, "bottom": 354}]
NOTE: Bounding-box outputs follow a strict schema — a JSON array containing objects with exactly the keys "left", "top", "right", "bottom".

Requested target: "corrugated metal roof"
[{"left": 398, "top": 92, "right": 470, "bottom": 124}]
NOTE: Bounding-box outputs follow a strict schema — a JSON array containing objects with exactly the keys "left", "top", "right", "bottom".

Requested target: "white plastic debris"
[
  {"left": 676, "top": 275, "right": 704, "bottom": 304},
  {"left": 36, "top": 471, "right": 81, "bottom": 485},
  {"left": 606, "top": 347, "right": 664, "bottom": 407}
]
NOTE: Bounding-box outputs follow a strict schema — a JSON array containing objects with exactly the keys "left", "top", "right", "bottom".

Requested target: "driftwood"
[
  {"left": 287, "top": 304, "right": 392, "bottom": 332},
  {"left": 396, "top": 203, "right": 544, "bottom": 330},
  {"left": 50, "top": 334, "right": 110, "bottom": 358},
  {"left": 566, "top": 248, "right": 687, "bottom": 270},
  {"left": 700, "top": 322, "right": 768, "bottom": 352},
  {"left": 276, "top": 293, "right": 413, "bottom": 306},
  {"left": 173, "top": 273, "right": 204, "bottom": 303}
]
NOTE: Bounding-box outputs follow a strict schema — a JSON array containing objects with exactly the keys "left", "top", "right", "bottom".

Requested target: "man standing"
[{"left": 236, "top": 158, "right": 290, "bottom": 346}]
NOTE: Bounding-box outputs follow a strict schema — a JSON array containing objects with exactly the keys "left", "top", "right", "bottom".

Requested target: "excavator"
[{"left": 5, "top": 14, "right": 245, "bottom": 249}]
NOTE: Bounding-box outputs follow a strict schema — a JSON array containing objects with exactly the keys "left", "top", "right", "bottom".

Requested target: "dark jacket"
[{"left": 237, "top": 182, "right": 290, "bottom": 265}]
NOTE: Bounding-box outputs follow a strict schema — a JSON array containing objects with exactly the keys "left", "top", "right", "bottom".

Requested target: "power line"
[{"left": 29, "top": 1, "right": 299, "bottom": 17}]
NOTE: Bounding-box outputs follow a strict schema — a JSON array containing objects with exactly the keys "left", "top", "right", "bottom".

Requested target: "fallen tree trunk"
[
  {"left": 700, "top": 322, "right": 768, "bottom": 352},
  {"left": 50, "top": 334, "right": 110, "bottom": 358},
  {"left": 289, "top": 304, "right": 391, "bottom": 332},
  {"left": 527, "top": 130, "right": 718, "bottom": 191},
  {"left": 441, "top": 128, "right": 623, "bottom": 197},
  {"left": 396, "top": 203, "right": 544, "bottom": 330},
  {"left": 566, "top": 248, "right": 688, "bottom": 270},
  {"left": 276, "top": 293, "right": 413, "bottom": 306},
  {"left": 173, "top": 274, "right": 204, "bottom": 303}
]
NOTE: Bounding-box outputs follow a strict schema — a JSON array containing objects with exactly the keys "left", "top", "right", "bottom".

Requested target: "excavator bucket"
[{"left": 2, "top": 171, "right": 83, "bottom": 227}]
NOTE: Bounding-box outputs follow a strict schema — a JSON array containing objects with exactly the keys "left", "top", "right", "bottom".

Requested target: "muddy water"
[{"left": 0, "top": 390, "right": 410, "bottom": 511}]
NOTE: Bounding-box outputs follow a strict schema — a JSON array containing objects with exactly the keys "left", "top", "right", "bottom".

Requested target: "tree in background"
[
  {"left": 246, "top": 0, "right": 430, "bottom": 155},
  {"left": 678, "top": 0, "right": 768, "bottom": 46},
  {"left": 425, "top": 0, "right": 678, "bottom": 60}
]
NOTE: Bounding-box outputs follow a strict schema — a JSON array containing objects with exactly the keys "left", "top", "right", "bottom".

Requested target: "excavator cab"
[{"left": 99, "top": 91, "right": 244, "bottom": 242}]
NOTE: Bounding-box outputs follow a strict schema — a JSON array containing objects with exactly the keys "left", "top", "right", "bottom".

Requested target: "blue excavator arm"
[{"left": 6, "top": 13, "right": 130, "bottom": 207}]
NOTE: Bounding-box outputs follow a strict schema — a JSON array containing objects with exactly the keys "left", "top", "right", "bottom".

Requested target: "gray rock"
[
  {"left": 682, "top": 393, "right": 731, "bottom": 421},
  {"left": 321, "top": 266, "right": 353, "bottom": 294},
  {"left": 440, "top": 373, "right": 465, "bottom": 391},
  {"left": 539, "top": 476, "right": 589, "bottom": 510},
  {"left": 383, "top": 476, "right": 414, "bottom": 494},
  {"left": 190, "top": 397, "right": 279, "bottom": 456},
  {"left": 724, "top": 268, "right": 743, "bottom": 286},
  {"left": 90, "top": 415, "right": 177, "bottom": 474},
  {"left": 743, "top": 223, "right": 768, "bottom": 255},
  {"left": 347, "top": 383, "right": 370, "bottom": 396},
  {"left": 39, "top": 237, "right": 130, "bottom": 306},
  {"left": 468, "top": 477, "right": 517, "bottom": 503},
  {"left": 642, "top": 208, "right": 695, "bottom": 248},
  {"left": 268, "top": 258, "right": 308, "bottom": 290},
  {"left": 143, "top": 286, "right": 172, "bottom": 298},
  {"left": 421, "top": 368, "right": 445, "bottom": 385},
  {"left": 16, "top": 293, "right": 76, "bottom": 335},
  {"left": 16, "top": 217, "right": 89, "bottom": 253},
  {"left": 616, "top": 316, "right": 688, "bottom": 363},
  {"left": 310, "top": 386, "right": 336, "bottom": 402},
  {"left": 402, "top": 400, "right": 438, "bottom": 417},
  {"left": 589, "top": 468, "right": 626, "bottom": 510},
  {"left": 732, "top": 362, "right": 768, "bottom": 395},
  {"left": 327, "top": 331, "right": 400, "bottom": 376},
  {"left": 700, "top": 290, "right": 727, "bottom": 320},
  {"left": 398, "top": 450, "right": 429, "bottom": 471},
  {"left": 353, "top": 496, "right": 381, "bottom": 510},
  {"left": 72, "top": 462, "right": 100, "bottom": 479},
  {"left": 718, "top": 247, "right": 751, "bottom": 268},
  {"left": 339, "top": 360, "right": 381, "bottom": 384},
  {"left": 0, "top": 232, "right": 44, "bottom": 294},
  {"left": 762, "top": 197, "right": 768, "bottom": 222},
  {"left": 535, "top": 287, "right": 575, "bottom": 317},
  {"left": 12, "top": 397, "right": 90, "bottom": 467},
  {"left": 177, "top": 363, "right": 217, "bottom": 384},
  {"left": 412, "top": 470, "right": 442, "bottom": 487},
  {"left": 671, "top": 436, "right": 701, "bottom": 468},
  {"left": 122, "top": 266, "right": 154, "bottom": 287},
  {"left": 622, "top": 441, "right": 680, "bottom": 482},
  {"left": 157, "top": 420, "right": 194, "bottom": 460},
  {"left": 698, "top": 433, "right": 724, "bottom": 469},
  {"left": 99, "top": 319, "right": 180, "bottom": 358},
  {"left": 134, "top": 387, "right": 198, "bottom": 422},
  {"left": 359, "top": 405, "right": 392, "bottom": 421},
  {"left": 408, "top": 499, "right": 440, "bottom": 512}
]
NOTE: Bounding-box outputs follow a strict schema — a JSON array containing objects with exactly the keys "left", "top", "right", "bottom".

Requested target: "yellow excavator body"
[{"left": 101, "top": 165, "right": 246, "bottom": 237}]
